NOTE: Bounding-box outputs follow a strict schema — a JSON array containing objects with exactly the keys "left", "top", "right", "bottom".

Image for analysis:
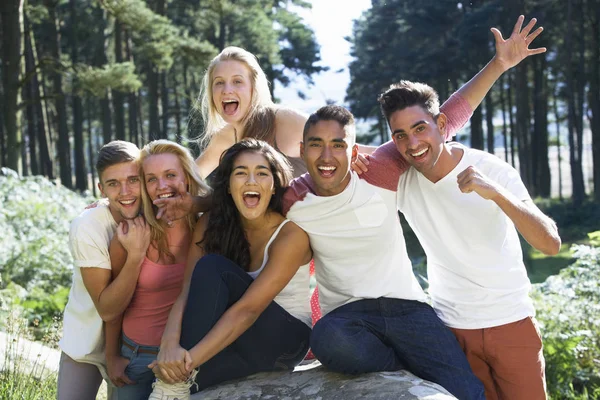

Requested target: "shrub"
[
  {"left": 532, "top": 232, "right": 600, "bottom": 399},
  {"left": 0, "top": 168, "right": 93, "bottom": 332}
]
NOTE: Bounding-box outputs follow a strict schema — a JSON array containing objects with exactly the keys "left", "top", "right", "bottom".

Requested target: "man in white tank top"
[{"left": 379, "top": 79, "right": 560, "bottom": 400}]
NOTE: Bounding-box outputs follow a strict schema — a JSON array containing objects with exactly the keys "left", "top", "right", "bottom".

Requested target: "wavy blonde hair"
[
  {"left": 198, "top": 46, "right": 275, "bottom": 149},
  {"left": 139, "top": 140, "right": 212, "bottom": 261}
]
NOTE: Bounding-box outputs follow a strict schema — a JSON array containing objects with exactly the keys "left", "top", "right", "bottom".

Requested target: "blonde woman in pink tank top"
[{"left": 105, "top": 140, "right": 211, "bottom": 399}]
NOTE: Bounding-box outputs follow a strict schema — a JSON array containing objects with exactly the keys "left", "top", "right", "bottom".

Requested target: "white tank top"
[{"left": 247, "top": 220, "right": 311, "bottom": 326}]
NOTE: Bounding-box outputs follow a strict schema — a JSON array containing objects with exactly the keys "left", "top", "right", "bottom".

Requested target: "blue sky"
[{"left": 275, "top": 0, "right": 371, "bottom": 113}]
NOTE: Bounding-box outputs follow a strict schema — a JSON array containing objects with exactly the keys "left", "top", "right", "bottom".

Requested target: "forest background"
[{"left": 0, "top": 0, "right": 599, "bottom": 399}]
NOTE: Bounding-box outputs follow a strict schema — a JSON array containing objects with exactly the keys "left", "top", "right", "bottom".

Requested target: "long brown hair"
[{"left": 199, "top": 139, "right": 292, "bottom": 270}]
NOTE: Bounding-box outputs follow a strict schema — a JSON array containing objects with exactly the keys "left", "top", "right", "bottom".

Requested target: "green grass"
[{"left": 526, "top": 244, "right": 575, "bottom": 284}]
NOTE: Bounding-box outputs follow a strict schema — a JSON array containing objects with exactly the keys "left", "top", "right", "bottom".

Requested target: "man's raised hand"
[
  {"left": 491, "top": 15, "right": 546, "bottom": 72},
  {"left": 457, "top": 166, "right": 503, "bottom": 201}
]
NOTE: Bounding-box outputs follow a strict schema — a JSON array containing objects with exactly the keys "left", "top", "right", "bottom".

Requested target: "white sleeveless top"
[{"left": 247, "top": 220, "right": 311, "bottom": 326}]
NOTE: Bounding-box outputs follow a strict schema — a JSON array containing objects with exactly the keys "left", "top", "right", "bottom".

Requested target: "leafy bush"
[
  {"left": 532, "top": 232, "right": 600, "bottom": 399},
  {"left": 0, "top": 168, "right": 93, "bottom": 332}
]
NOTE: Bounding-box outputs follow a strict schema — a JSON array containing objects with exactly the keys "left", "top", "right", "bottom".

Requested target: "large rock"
[{"left": 191, "top": 361, "right": 456, "bottom": 399}]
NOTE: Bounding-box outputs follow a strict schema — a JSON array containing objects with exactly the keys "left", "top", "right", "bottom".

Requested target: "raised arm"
[
  {"left": 455, "top": 15, "right": 545, "bottom": 110},
  {"left": 80, "top": 216, "right": 150, "bottom": 322},
  {"left": 185, "top": 222, "right": 311, "bottom": 370}
]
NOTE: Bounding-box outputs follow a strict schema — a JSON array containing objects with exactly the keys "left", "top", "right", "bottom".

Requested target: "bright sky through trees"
[{"left": 276, "top": 0, "right": 370, "bottom": 112}]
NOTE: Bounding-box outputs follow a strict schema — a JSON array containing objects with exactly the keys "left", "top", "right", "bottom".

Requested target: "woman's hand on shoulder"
[
  {"left": 274, "top": 107, "right": 307, "bottom": 158},
  {"left": 196, "top": 125, "right": 236, "bottom": 179}
]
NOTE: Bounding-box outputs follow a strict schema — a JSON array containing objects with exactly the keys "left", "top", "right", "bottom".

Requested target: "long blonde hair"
[
  {"left": 198, "top": 46, "right": 275, "bottom": 149},
  {"left": 139, "top": 140, "right": 212, "bottom": 261}
]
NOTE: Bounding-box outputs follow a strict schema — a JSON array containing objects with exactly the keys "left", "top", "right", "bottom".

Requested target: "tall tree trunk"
[
  {"left": 470, "top": 106, "right": 484, "bottom": 150},
  {"left": 113, "top": 20, "right": 126, "bottom": 141},
  {"left": 485, "top": 94, "right": 494, "bottom": 154},
  {"left": 148, "top": 62, "right": 160, "bottom": 140},
  {"left": 533, "top": 55, "right": 550, "bottom": 197},
  {"left": 589, "top": 0, "right": 600, "bottom": 202},
  {"left": 515, "top": 62, "right": 532, "bottom": 192},
  {"left": 500, "top": 75, "right": 509, "bottom": 163},
  {"left": 87, "top": 97, "right": 96, "bottom": 196},
  {"left": 137, "top": 89, "right": 145, "bottom": 144},
  {"left": 566, "top": 0, "right": 586, "bottom": 205},
  {"left": 173, "top": 71, "right": 182, "bottom": 143},
  {"left": 160, "top": 71, "right": 169, "bottom": 138},
  {"left": 553, "top": 89, "right": 563, "bottom": 201},
  {"left": 33, "top": 33, "right": 54, "bottom": 179},
  {"left": 24, "top": 11, "right": 38, "bottom": 175},
  {"left": 125, "top": 29, "right": 138, "bottom": 146},
  {"left": 508, "top": 71, "right": 516, "bottom": 168},
  {"left": 45, "top": 0, "right": 72, "bottom": 188},
  {"left": 1, "top": 0, "right": 24, "bottom": 174},
  {"left": 70, "top": 0, "right": 86, "bottom": 191},
  {"left": 95, "top": 5, "right": 112, "bottom": 144},
  {"left": 0, "top": 84, "right": 5, "bottom": 167}
]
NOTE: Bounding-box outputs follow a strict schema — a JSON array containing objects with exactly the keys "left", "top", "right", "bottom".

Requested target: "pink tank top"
[{"left": 122, "top": 256, "right": 185, "bottom": 346}]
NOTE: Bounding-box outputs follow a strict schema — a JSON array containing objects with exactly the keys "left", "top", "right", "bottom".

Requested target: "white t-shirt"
[
  {"left": 397, "top": 143, "right": 535, "bottom": 329},
  {"left": 285, "top": 171, "right": 427, "bottom": 317},
  {"left": 59, "top": 203, "right": 117, "bottom": 372},
  {"left": 247, "top": 220, "right": 311, "bottom": 326}
]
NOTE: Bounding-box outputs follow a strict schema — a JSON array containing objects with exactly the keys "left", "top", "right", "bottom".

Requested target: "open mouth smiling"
[
  {"left": 242, "top": 191, "right": 261, "bottom": 208},
  {"left": 222, "top": 99, "right": 239, "bottom": 115},
  {"left": 317, "top": 165, "right": 336, "bottom": 178}
]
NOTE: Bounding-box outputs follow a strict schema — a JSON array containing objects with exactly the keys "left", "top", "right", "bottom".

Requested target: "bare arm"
[
  {"left": 153, "top": 181, "right": 214, "bottom": 223},
  {"left": 455, "top": 15, "right": 546, "bottom": 110},
  {"left": 457, "top": 166, "right": 561, "bottom": 255},
  {"left": 81, "top": 216, "right": 150, "bottom": 322},
  {"left": 195, "top": 126, "right": 236, "bottom": 179},
  {"left": 153, "top": 214, "right": 210, "bottom": 382},
  {"left": 187, "top": 222, "right": 311, "bottom": 369}
]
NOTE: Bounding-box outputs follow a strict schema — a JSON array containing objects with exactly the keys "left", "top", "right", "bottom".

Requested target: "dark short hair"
[
  {"left": 303, "top": 105, "right": 356, "bottom": 142},
  {"left": 378, "top": 81, "right": 440, "bottom": 124},
  {"left": 96, "top": 141, "right": 140, "bottom": 182}
]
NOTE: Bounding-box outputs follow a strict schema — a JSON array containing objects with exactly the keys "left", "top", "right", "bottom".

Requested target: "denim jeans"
[
  {"left": 310, "top": 298, "right": 485, "bottom": 400},
  {"left": 114, "top": 334, "right": 159, "bottom": 400},
  {"left": 180, "top": 254, "right": 311, "bottom": 392}
]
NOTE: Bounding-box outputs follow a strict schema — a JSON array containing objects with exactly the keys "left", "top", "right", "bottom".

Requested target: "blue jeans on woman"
[
  {"left": 115, "top": 334, "right": 159, "bottom": 400},
  {"left": 180, "top": 254, "right": 311, "bottom": 392},
  {"left": 310, "top": 298, "right": 486, "bottom": 400}
]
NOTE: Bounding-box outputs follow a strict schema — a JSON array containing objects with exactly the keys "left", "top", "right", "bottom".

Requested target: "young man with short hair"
[
  {"left": 58, "top": 140, "right": 151, "bottom": 400},
  {"left": 378, "top": 80, "right": 560, "bottom": 400},
  {"left": 283, "top": 103, "right": 485, "bottom": 399}
]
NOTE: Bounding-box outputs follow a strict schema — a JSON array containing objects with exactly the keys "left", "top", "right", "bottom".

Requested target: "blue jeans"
[
  {"left": 114, "top": 334, "right": 159, "bottom": 400},
  {"left": 180, "top": 254, "right": 311, "bottom": 392},
  {"left": 310, "top": 298, "right": 485, "bottom": 400}
]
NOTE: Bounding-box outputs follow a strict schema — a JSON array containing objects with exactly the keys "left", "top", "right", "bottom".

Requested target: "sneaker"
[{"left": 148, "top": 369, "right": 199, "bottom": 400}]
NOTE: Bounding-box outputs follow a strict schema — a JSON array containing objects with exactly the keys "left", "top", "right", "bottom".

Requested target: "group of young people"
[{"left": 57, "top": 15, "right": 560, "bottom": 400}]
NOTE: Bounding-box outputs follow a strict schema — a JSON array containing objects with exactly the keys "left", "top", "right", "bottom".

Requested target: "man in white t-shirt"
[
  {"left": 378, "top": 80, "right": 561, "bottom": 400},
  {"left": 283, "top": 104, "right": 485, "bottom": 400},
  {"left": 58, "top": 141, "right": 151, "bottom": 400}
]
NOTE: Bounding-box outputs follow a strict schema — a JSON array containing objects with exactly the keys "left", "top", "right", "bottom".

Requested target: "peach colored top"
[{"left": 122, "top": 227, "right": 188, "bottom": 346}]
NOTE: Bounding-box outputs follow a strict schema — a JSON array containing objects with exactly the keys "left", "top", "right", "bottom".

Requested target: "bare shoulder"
[
  {"left": 275, "top": 220, "right": 309, "bottom": 244},
  {"left": 274, "top": 107, "right": 306, "bottom": 156},
  {"left": 196, "top": 126, "right": 236, "bottom": 177}
]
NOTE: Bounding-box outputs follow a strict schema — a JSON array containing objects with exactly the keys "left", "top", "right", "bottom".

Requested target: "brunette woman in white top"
[{"left": 149, "top": 139, "right": 312, "bottom": 399}]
